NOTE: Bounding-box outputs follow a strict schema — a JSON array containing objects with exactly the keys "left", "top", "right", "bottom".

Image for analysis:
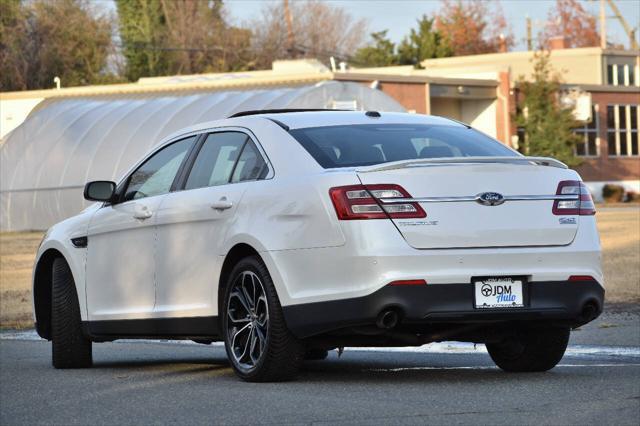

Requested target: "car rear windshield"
[{"left": 289, "top": 123, "right": 518, "bottom": 168}]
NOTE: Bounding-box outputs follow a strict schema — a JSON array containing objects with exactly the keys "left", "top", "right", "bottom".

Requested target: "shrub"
[
  {"left": 602, "top": 184, "right": 625, "bottom": 203},
  {"left": 625, "top": 191, "right": 640, "bottom": 203}
]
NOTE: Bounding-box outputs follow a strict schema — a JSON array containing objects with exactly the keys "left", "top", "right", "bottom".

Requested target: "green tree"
[
  {"left": 514, "top": 52, "right": 582, "bottom": 167},
  {"left": 0, "top": 0, "right": 115, "bottom": 91},
  {"left": 397, "top": 15, "right": 452, "bottom": 66},
  {"left": 0, "top": 0, "right": 27, "bottom": 90},
  {"left": 116, "top": 0, "right": 251, "bottom": 81},
  {"left": 115, "top": 0, "right": 169, "bottom": 81},
  {"left": 353, "top": 31, "right": 396, "bottom": 67}
]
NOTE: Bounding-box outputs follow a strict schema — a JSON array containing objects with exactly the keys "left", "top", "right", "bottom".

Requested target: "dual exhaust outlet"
[
  {"left": 375, "top": 301, "right": 600, "bottom": 330},
  {"left": 376, "top": 309, "right": 400, "bottom": 330}
]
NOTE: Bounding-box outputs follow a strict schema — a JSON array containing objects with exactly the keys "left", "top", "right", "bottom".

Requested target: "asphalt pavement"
[{"left": 1, "top": 305, "right": 638, "bottom": 426}]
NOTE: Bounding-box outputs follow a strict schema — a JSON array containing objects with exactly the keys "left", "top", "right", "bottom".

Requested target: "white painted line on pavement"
[
  {"left": 2, "top": 330, "right": 639, "bottom": 358},
  {"left": 347, "top": 342, "right": 640, "bottom": 358},
  {"left": 364, "top": 363, "right": 640, "bottom": 372}
]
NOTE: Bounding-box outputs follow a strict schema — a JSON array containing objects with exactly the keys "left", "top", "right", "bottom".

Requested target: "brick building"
[{"left": 337, "top": 47, "right": 639, "bottom": 198}]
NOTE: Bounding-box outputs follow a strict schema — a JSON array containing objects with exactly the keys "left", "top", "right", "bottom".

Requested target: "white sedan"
[{"left": 33, "top": 110, "right": 604, "bottom": 381}]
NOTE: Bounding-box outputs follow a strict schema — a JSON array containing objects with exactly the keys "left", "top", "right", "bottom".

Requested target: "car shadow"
[{"left": 89, "top": 351, "right": 575, "bottom": 384}]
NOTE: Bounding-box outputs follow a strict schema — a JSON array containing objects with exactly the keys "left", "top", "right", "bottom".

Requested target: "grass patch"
[{"left": 597, "top": 323, "right": 619, "bottom": 329}]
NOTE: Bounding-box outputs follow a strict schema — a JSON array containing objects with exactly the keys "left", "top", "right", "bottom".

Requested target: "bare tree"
[
  {"left": 159, "top": 0, "right": 252, "bottom": 74},
  {"left": 250, "top": 0, "right": 368, "bottom": 69}
]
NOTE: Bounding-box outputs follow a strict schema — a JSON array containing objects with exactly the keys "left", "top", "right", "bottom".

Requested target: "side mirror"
[{"left": 84, "top": 181, "right": 116, "bottom": 202}]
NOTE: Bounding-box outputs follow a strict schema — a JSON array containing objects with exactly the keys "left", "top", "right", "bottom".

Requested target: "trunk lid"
[{"left": 357, "top": 163, "right": 579, "bottom": 249}]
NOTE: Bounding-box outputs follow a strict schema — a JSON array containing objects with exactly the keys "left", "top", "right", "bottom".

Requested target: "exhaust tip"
[
  {"left": 581, "top": 301, "right": 599, "bottom": 322},
  {"left": 376, "top": 309, "right": 399, "bottom": 330}
]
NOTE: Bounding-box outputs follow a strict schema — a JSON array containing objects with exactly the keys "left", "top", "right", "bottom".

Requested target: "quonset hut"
[{"left": 1, "top": 78, "right": 404, "bottom": 231}]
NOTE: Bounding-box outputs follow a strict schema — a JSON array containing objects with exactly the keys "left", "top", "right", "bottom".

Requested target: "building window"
[
  {"left": 606, "top": 63, "right": 637, "bottom": 86},
  {"left": 574, "top": 105, "right": 599, "bottom": 156},
  {"left": 607, "top": 104, "right": 639, "bottom": 156}
]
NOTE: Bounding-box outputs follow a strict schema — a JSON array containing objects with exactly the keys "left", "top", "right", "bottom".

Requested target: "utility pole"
[
  {"left": 599, "top": 0, "right": 607, "bottom": 49},
  {"left": 284, "top": 0, "right": 296, "bottom": 57},
  {"left": 526, "top": 16, "right": 533, "bottom": 51}
]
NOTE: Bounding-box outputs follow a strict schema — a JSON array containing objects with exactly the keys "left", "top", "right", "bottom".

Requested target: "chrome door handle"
[
  {"left": 210, "top": 197, "right": 233, "bottom": 211},
  {"left": 133, "top": 206, "right": 153, "bottom": 220}
]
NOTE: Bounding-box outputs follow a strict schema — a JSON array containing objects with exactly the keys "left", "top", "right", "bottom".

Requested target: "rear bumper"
[{"left": 282, "top": 279, "right": 604, "bottom": 338}]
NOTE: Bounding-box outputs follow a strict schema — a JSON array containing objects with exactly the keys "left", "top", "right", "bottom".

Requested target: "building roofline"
[
  {"left": 420, "top": 47, "right": 639, "bottom": 68},
  {"left": 333, "top": 72, "right": 498, "bottom": 87},
  {"left": 0, "top": 72, "right": 331, "bottom": 100},
  {"left": 559, "top": 83, "right": 640, "bottom": 93}
]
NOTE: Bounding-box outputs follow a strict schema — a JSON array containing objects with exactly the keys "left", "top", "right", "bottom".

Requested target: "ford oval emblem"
[{"left": 476, "top": 192, "right": 505, "bottom": 206}]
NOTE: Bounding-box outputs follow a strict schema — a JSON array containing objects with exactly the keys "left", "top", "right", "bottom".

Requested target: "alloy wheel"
[{"left": 226, "top": 271, "right": 269, "bottom": 371}]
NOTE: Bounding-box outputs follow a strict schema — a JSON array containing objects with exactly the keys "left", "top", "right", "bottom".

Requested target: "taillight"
[
  {"left": 552, "top": 180, "right": 596, "bottom": 216},
  {"left": 568, "top": 275, "right": 597, "bottom": 282},
  {"left": 329, "top": 184, "right": 426, "bottom": 220}
]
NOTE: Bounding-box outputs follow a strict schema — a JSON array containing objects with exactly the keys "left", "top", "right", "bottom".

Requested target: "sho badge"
[
  {"left": 475, "top": 192, "right": 505, "bottom": 206},
  {"left": 559, "top": 217, "right": 577, "bottom": 225},
  {"left": 398, "top": 220, "right": 439, "bottom": 226}
]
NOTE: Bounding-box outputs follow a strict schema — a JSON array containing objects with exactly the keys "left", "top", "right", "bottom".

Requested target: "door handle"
[
  {"left": 133, "top": 206, "right": 153, "bottom": 220},
  {"left": 210, "top": 197, "right": 233, "bottom": 211}
]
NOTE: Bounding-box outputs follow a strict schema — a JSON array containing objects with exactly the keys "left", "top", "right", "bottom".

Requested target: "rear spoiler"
[{"left": 356, "top": 156, "right": 568, "bottom": 173}]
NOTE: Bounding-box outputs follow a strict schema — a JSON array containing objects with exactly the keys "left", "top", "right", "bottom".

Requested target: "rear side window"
[
  {"left": 185, "top": 132, "right": 268, "bottom": 190},
  {"left": 289, "top": 124, "right": 517, "bottom": 168},
  {"left": 186, "top": 132, "right": 246, "bottom": 190},
  {"left": 231, "top": 141, "right": 267, "bottom": 183}
]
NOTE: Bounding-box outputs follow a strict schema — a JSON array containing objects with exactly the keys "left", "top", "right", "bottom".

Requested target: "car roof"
[
  {"left": 155, "top": 110, "right": 465, "bottom": 152},
  {"left": 251, "top": 110, "right": 463, "bottom": 130}
]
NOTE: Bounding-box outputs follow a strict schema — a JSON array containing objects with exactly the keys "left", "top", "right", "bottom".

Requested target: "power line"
[{"left": 114, "top": 42, "right": 250, "bottom": 53}]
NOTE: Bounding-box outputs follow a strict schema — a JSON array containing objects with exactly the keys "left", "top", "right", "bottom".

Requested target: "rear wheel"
[
  {"left": 487, "top": 326, "right": 570, "bottom": 372},
  {"left": 51, "top": 258, "right": 92, "bottom": 368},
  {"left": 222, "top": 256, "right": 304, "bottom": 382}
]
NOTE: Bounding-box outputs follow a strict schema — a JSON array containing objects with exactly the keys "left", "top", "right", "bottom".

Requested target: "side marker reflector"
[
  {"left": 388, "top": 279, "right": 427, "bottom": 286},
  {"left": 568, "top": 275, "right": 597, "bottom": 282}
]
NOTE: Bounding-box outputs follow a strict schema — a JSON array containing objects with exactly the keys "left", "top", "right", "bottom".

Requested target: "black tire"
[
  {"left": 222, "top": 256, "right": 304, "bottom": 382},
  {"left": 486, "top": 326, "right": 570, "bottom": 372},
  {"left": 51, "top": 258, "right": 92, "bottom": 368},
  {"left": 304, "top": 349, "right": 329, "bottom": 361}
]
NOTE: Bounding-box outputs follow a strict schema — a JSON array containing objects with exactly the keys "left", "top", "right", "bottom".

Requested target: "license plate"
[{"left": 474, "top": 278, "right": 524, "bottom": 309}]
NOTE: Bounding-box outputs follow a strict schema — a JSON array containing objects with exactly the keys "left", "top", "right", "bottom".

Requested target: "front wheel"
[
  {"left": 486, "top": 326, "right": 570, "bottom": 372},
  {"left": 222, "top": 256, "right": 304, "bottom": 382},
  {"left": 51, "top": 258, "right": 92, "bottom": 368}
]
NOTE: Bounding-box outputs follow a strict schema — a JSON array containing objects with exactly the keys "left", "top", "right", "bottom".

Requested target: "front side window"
[
  {"left": 289, "top": 124, "right": 517, "bottom": 168},
  {"left": 123, "top": 136, "right": 196, "bottom": 201},
  {"left": 607, "top": 104, "right": 639, "bottom": 156},
  {"left": 574, "top": 105, "right": 599, "bottom": 157}
]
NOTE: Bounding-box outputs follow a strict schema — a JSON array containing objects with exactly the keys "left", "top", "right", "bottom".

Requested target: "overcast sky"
[{"left": 223, "top": 0, "right": 640, "bottom": 51}]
